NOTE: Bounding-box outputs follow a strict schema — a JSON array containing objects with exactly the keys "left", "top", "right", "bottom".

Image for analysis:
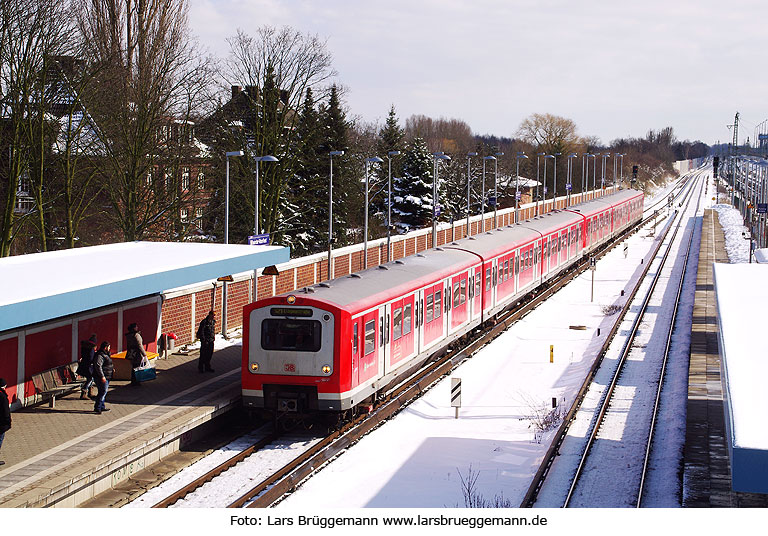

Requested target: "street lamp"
[
  {"left": 552, "top": 153, "right": 561, "bottom": 207},
  {"left": 466, "top": 152, "right": 477, "bottom": 236},
  {"left": 617, "top": 153, "right": 626, "bottom": 188},
  {"left": 567, "top": 153, "right": 578, "bottom": 206},
  {"left": 223, "top": 150, "right": 243, "bottom": 337},
  {"left": 590, "top": 154, "right": 597, "bottom": 193},
  {"left": 482, "top": 155, "right": 496, "bottom": 232},
  {"left": 328, "top": 150, "right": 344, "bottom": 280},
  {"left": 363, "top": 156, "right": 384, "bottom": 269},
  {"left": 432, "top": 152, "right": 451, "bottom": 247},
  {"left": 544, "top": 155, "right": 555, "bottom": 213},
  {"left": 386, "top": 150, "right": 400, "bottom": 262},
  {"left": 536, "top": 153, "right": 545, "bottom": 215},
  {"left": 601, "top": 153, "right": 610, "bottom": 189},
  {"left": 493, "top": 152, "right": 503, "bottom": 229},
  {"left": 515, "top": 153, "right": 528, "bottom": 223},
  {"left": 253, "top": 155, "right": 278, "bottom": 236}
]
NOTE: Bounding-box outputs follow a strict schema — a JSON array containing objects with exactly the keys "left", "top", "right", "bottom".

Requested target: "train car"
[{"left": 242, "top": 189, "right": 644, "bottom": 420}]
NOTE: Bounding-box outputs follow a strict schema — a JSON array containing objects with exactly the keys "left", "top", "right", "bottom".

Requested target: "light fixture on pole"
[
  {"left": 544, "top": 155, "right": 554, "bottom": 213},
  {"left": 254, "top": 155, "right": 278, "bottom": 236},
  {"left": 466, "top": 152, "right": 477, "bottom": 236},
  {"left": 482, "top": 155, "right": 496, "bottom": 232},
  {"left": 328, "top": 150, "right": 344, "bottom": 280},
  {"left": 536, "top": 153, "right": 545, "bottom": 216},
  {"left": 589, "top": 153, "right": 597, "bottom": 192},
  {"left": 601, "top": 153, "right": 610, "bottom": 189},
  {"left": 386, "top": 150, "right": 400, "bottom": 262},
  {"left": 223, "top": 150, "right": 244, "bottom": 338},
  {"left": 567, "top": 153, "right": 578, "bottom": 206},
  {"left": 493, "top": 152, "right": 503, "bottom": 229},
  {"left": 618, "top": 153, "right": 626, "bottom": 187},
  {"left": 552, "top": 153, "right": 561, "bottom": 207},
  {"left": 364, "top": 157, "right": 384, "bottom": 269},
  {"left": 515, "top": 153, "right": 528, "bottom": 223},
  {"left": 432, "top": 152, "right": 451, "bottom": 247}
]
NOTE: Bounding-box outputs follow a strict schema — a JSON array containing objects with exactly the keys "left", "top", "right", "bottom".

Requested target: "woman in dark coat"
[
  {"left": 92, "top": 342, "right": 114, "bottom": 414},
  {"left": 125, "top": 323, "right": 147, "bottom": 386},
  {"left": 77, "top": 334, "right": 97, "bottom": 399},
  {"left": 0, "top": 377, "right": 10, "bottom": 466}
]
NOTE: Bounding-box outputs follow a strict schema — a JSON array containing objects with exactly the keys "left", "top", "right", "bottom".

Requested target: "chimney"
[{"left": 231, "top": 85, "right": 242, "bottom": 99}]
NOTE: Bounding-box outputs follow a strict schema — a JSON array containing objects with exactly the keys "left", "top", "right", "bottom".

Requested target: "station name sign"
[{"left": 270, "top": 307, "right": 313, "bottom": 317}]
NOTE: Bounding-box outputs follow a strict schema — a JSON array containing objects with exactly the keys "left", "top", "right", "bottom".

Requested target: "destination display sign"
[{"left": 270, "top": 308, "right": 313, "bottom": 317}]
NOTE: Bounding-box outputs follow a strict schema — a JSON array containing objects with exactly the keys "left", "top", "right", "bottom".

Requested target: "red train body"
[{"left": 242, "top": 189, "right": 644, "bottom": 415}]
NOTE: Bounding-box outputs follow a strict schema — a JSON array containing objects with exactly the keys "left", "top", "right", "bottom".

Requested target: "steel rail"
[{"left": 562, "top": 175, "right": 702, "bottom": 507}]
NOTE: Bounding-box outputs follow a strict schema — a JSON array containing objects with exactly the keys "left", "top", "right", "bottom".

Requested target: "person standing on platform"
[
  {"left": 92, "top": 342, "right": 113, "bottom": 414},
  {"left": 77, "top": 334, "right": 97, "bottom": 399},
  {"left": 0, "top": 378, "right": 10, "bottom": 466},
  {"left": 125, "top": 322, "right": 147, "bottom": 386},
  {"left": 197, "top": 310, "right": 216, "bottom": 373}
]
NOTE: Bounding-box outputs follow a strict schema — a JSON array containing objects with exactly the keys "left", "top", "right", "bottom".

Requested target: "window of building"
[
  {"left": 197, "top": 172, "right": 205, "bottom": 190},
  {"left": 182, "top": 167, "right": 190, "bottom": 190},
  {"left": 180, "top": 208, "right": 188, "bottom": 222}
]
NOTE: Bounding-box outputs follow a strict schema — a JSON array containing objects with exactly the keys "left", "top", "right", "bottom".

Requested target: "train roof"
[
  {"left": 292, "top": 247, "right": 478, "bottom": 312},
  {"left": 565, "top": 189, "right": 642, "bottom": 218}
]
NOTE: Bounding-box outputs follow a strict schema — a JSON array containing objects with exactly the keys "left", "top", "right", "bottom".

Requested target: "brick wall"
[{"left": 160, "top": 189, "right": 605, "bottom": 342}]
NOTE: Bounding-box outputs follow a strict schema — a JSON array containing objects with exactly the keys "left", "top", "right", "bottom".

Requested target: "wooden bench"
[{"left": 30, "top": 362, "right": 85, "bottom": 408}]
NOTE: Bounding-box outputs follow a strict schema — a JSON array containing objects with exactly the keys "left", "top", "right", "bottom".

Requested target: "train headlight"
[
  {"left": 250, "top": 362, "right": 259, "bottom": 373},
  {"left": 286, "top": 295, "right": 296, "bottom": 304},
  {"left": 322, "top": 365, "right": 332, "bottom": 375}
]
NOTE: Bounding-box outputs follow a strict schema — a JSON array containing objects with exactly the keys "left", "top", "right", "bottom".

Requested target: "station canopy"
[{"left": 0, "top": 241, "right": 289, "bottom": 333}]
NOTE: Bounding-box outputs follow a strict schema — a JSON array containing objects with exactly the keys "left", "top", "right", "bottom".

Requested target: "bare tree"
[
  {"left": 0, "top": 0, "right": 72, "bottom": 256},
  {"left": 517, "top": 113, "right": 580, "bottom": 155},
  {"left": 75, "top": 0, "right": 212, "bottom": 241}
]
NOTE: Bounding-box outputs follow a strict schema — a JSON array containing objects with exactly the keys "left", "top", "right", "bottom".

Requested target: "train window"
[
  {"left": 426, "top": 294, "right": 434, "bottom": 323},
  {"left": 364, "top": 320, "right": 375, "bottom": 355},
  {"left": 261, "top": 319, "right": 322, "bottom": 352},
  {"left": 460, "top": 279, "right": 466, "bottom": 304},
  {"left": 504, "top": 260, "right": 509, "bottom": 280},
  {"left": 434, "top": 290, "right": 442, "bottom": 319},
  {"left": 515, "top": 255, "right": 519, "bottom": 275},
  {"left": 485, "top": 268, "right": 491, "bottom": 291},
  {"left": 453, "top": 281, "right": 461, "bottom": 307},
  {"left": 475, "top": 274, "right": 481, "bottom": 296},
  {"left": 353, "top": 322, "right": 358, "bottom": 355},
  {"left": 393, "top": 307, "right": 403, "bottom": 341},
  {"left": 404, "top": 304, "right": 412, "bottom": 335}
]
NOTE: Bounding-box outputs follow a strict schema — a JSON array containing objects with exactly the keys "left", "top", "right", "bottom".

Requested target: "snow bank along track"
[{"left": 522, "top": 171, "right": 705, "bottom": 507}]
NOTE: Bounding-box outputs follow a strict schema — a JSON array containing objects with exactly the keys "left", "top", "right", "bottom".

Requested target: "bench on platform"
[{"left": 30, "top": 363, "right": 85, "bottom": 408}]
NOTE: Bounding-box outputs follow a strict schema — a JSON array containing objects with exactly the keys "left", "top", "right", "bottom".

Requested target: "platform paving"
[
  {"left": 0, "top": 343, "right": 243, "bottom": 507},
  {"left": 683, "top": 209, "right": 768, "bottom": 507}
]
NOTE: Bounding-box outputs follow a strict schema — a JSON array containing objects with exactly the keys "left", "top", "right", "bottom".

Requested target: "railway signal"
[
  {"left": 632, "top": 165, "right": 638, "bottom": 183},
  {"left": 713, "top": 156, "right": 720, "bottom": 178}
]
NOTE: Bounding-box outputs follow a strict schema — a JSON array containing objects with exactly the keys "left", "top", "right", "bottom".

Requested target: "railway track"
[
  {"left": 135, "top": 195, "right": 651, "bottom": 508},
  {"left": 523, "top": 170, "right": 705, "bottom": 507}
]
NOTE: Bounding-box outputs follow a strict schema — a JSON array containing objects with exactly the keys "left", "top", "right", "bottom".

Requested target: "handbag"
[{"left": 133, "top": 365, "right": 156, "bottom": 382}]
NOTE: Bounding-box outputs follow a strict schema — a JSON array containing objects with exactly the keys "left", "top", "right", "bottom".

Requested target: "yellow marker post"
[{"left": 550, "top": 345, "right": 554, "bottom": 363}]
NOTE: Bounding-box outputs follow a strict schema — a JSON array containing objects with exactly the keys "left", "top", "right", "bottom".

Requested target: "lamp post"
[
  {"left": 466, "top": 152, "right": 477, "bottom": 236},
  {"left": 386, "top": 150, "right": 400, "bottom": 262},
  {"left": 552, "top": 153, "right": 561, "bottom": 207},
  {"left": 254, "top": 155, "right": 278, "bottom": 236},
  {"left": 515, "top": 153, "right": 528, "bottom": 223},
  {"left": 328, "top": 150, "right": 344, "bottom": 280},
  {"left": 482, "top": 155, "right": 496, "bottom": 232},
  {"left": 223, "top": 150, "right": 243, "bottom": 338},
  {"left": 544, "top": 155, "right": 554, "bottom": 213},
  {"left": 618, "top": 153, "right": 626, "bottom": 187},
  {"left": 432, "top": 152, "right": 451, "bottom": 247},
  {"left": 536, "top": 153, "right": 545, "bottom": 215},
  {"left": 582, "top": 153, "right": 589, "bottom": 197},
  {"left": 364, "top": 157, "right": 384, "bottom": 269},
  {"left": 493, "top": 152, "right": 503, "bottom": 229},
  {"left": 590, "top": 153, "right": 597, "bottom": 193},
  {"left": 601, "top": 153, "right": 610, "bottom": 190},
  {"left": 567, "top": 153, "right": 577, "bottom": 206}
]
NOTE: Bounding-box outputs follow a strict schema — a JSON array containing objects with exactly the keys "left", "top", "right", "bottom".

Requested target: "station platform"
[
  {"left": 0, "top": 343, "right": 243, "bottom": 508},
  {"left": 684, "top": 209, "right": 768, "bottom": 507}
]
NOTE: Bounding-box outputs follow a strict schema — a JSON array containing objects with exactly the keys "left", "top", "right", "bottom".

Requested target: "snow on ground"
[
  {"left": 277, "top": 206, "right": 673, "bottom": 509},
  {"left": 712, "top": 204, "right": 750, "bottom": 263}
]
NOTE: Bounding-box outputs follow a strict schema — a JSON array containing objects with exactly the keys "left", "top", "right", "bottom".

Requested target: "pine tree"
[
  {"left": 375, "top": 105, "right": 405, "bottom": 223},
  {"left": 320, "top": 85, "right": 356, "bottom": 247},
  {"left": 284, "top": 87, "right": 325, "bottom": 255},
  {"left": 392, "top": 137, "right": 434, "bottom": 231}
]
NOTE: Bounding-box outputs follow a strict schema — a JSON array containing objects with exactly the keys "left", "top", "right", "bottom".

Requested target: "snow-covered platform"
[{"left": 713, "top": 262, "right": 768, "bottom": 494}]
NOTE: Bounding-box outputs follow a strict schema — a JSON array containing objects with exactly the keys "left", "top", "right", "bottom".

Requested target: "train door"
[
  {"left": 358, "top": 309, "right": 380, "bottom": 384},
  {"left": 389, "top": 294, "right": 415, "bottom": 368},
  {"left": 450, "top": 272, "right": 468, "bottom": 331},
  {"left": 483, "top": 262, "right": 493, "bottom": 312},
  {"left": 560, "top": 229, "right": 568, "bottom": 265},
  {"left": 379, "top": 305, "right": 387, "bottom": 377},
  {"left": 473, "top": 266, "right": 482, "bottom": 321},
  {"left": 533, "top": 241, "right": 540, "bottom": 285},
  {"left": 351, "top": 317, "right": 360, "bottom": 387}
]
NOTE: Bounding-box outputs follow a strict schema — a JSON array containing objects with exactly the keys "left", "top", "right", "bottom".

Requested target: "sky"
[{"left": 188, "top": 1, "right": 768, "bottom": 146}]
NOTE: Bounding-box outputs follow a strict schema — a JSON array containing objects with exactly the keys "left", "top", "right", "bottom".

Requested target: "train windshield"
[{"left": 261, "top": 319, "right": 322, "bottom": 352}]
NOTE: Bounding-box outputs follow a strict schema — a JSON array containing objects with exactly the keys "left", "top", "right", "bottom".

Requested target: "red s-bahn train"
[{"left": 242, "top": 189, "right": 644, "bottom": 418}]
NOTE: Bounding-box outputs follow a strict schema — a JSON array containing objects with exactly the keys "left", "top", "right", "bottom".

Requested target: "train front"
[{"left": 242, "top": 293, "right": 348, "bottom": 418}]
